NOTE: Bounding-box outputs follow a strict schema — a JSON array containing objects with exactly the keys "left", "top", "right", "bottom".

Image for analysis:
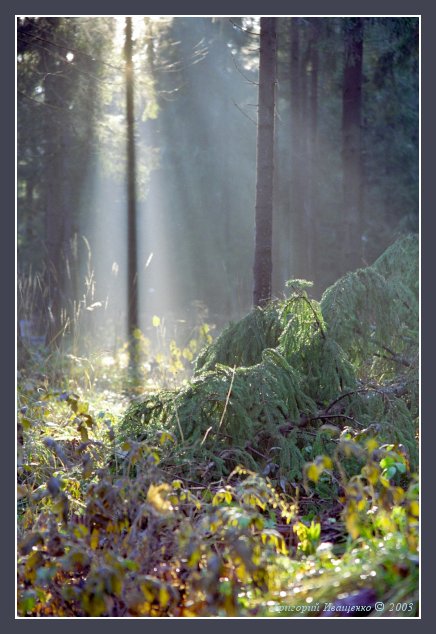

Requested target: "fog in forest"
[
  {"left": 17, "top": 16, "right": 418, "bottom": 363},
  {"left": 16, "top": 17, "right": 421, "bottom": 619}
]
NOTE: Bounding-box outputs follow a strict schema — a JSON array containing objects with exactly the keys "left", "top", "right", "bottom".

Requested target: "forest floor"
[
  {"left": 16, "top": 336, "right": 419, "bottom": 618},
  {"left": 17, "top": 239, "right": 419, "bottom": 617}
]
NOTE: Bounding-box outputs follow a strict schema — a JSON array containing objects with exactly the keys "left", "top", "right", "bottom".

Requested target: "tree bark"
[
  {"left": 306, "top": 18, "right": 319, "bottom": 289},
  {"left": 289, "top": 18, "right": 304, "bottom": 281},
  {"left": 342, "top": 17, "right": 364, "bottom": 272},
  {"left": 40, "top": 21, "right": 68, "bottom": 343},
  {"left": 125, "top": 18, "right": 139, "bottom": 346},
  {"left": 253, "top": 17, "right": 277, "bottom": 307}
]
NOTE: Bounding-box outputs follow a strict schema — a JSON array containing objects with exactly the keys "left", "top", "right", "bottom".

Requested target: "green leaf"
[{"left": 385, "top": 466, "right": 397, "bottom": 480}]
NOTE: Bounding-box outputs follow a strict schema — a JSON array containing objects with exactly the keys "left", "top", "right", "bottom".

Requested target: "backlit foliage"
[
  {"left": 17, "top": 236, "right": 418, "bottom": 617},
  {"left": 120, "top": 235, "right": 418, "bottom": 484}
]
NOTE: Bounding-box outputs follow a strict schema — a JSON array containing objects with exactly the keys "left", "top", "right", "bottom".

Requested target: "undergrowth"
[
  {"left": 17, "top": 234, "right": 419, "bottom": 617},
  {"left": 120, "top": 235, "right": 419, "bottom": 486}
]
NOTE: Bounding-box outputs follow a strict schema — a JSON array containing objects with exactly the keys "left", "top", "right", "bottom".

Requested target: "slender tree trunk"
[
  {"left": 306, "top": 19, "right": 319, "bottom": 288},
  {"left": 272, "top": 68, "right": 282, "bottom": 296},
  {"left": 40, "top": 24, "right": 67, "bottom": 344},
  {"left": 253, "top": 17, "right": 277, "bottom": 307},
  {"left": 299, "top": 35, "right": 311, "bottom": 280},
  {"left": 289, "top": 18, "right": 304, "bottom": 280},
  {"left": 125, "top": 18, "right": 139, "bottom": 356},
  {"left": 342, "top": 17, "right": 364, "bottom": 272}
]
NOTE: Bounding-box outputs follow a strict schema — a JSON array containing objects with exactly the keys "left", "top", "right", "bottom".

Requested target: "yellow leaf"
[
  {"left": 306, "top": 463, "right": 320, "bottom": 483},
  {"left": 107, "top": 571, "right": 123, "bottom": 596},
  {"left": 90, "top": 528, "right": 99, "bottom": 550},
  {"left": 236, "top": 563, "right": 249, "bottom": 582},
  {"left": 345, "top": 512, "right": 360, "bottom": 539},
  {"left": 293, "top": 522, "right": 307, "bottom": 539},
  {"left": 392, "top": 487, "right": 405, "bottom": 504},
  {"left": 322, "top": 456, "right": 333, "bottom": 470},
  {"left": 140, "top": 583, "right": 155, "bottom": 603},
  {"left": 261, "top": 529, "right": 283, "bottom": 552},
  {"left": 409, "top": 500, "right": 419, "bottom": 517},
  {"left": 379, "top": 474, "right": 390, "bottom": 488},
  {"left": 362, "top": 463, "right": 380, "bottom": 485},
  {"left": 366, "top": 438, "right": 379, "bottom": 453},
  {"left": 187, "top": 549, "right": 201, "bottom": 567},
  {"left": 212, "top": 492, "right": 223, "bottom": 506},
  {"left": 73, "top": 524, "right": 88, "bottom": 539},
  {"left": 282, "top": 509, "right": 294, "bottom": 524},
  {"left": 182, "top": 347, "right": 193, "bottom": 361},
  {"left": 159, "top": 586, "right": 170, "bottom": 608},
  {"left": 82, "top": 593, "right": 106, "bottom": 617},
  {"left": 169, "top": 340, "right": 179, "bottom": 355},
  {"left": 377, "top": 511, "right": 396, "bottom": 533},
  {"left": 76, "top": 400, "right": 89, "bottom": 414},
  {"left": 160, "top": 431, "right": 176, "bottom": 445},
  {"left": 212, "top": 489, "right": 232, "bottom": 506},
  {"left": 147, "top": 483, "right": 172, "bottom": 513},
  {"left": 357, "top": 498, "right": 366, "bottom": 512},
  {"left": 189, "top": 339, "right": 198, "bottom": 353},
  {"left": 152, "top": 315, "right": 160, "bottom": 328}
]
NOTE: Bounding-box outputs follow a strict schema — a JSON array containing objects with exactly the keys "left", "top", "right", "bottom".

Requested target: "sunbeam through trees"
[{"left": 17, "top": 15, "right": 419, "bottom": 618}]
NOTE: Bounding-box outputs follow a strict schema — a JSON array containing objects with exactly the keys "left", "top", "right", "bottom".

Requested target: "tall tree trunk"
[
  {"left": 342, "top": 17, "right": 364, "bottom": 272},
  {"left": 299, "top": 33, "right": 311, "bottom": 281},
  {"left": 253, "top": 17, "right": 277, "bottom": 307},
  {"left": 306, "top": 18, "right": 319, "bottom": 289},
  {"left": 125, "top": 17, "right": 139, "bottom": 359},
  {"left": 40, "top": 22, "right": 68, "bottom": 344},
  {"left": 289, "top": 18, "right": 304, "bottom": 281}
]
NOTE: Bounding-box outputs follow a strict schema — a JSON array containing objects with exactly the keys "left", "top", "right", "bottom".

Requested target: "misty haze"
[{"left": 17, "top": 16, "right": 419, "bottom": 619}]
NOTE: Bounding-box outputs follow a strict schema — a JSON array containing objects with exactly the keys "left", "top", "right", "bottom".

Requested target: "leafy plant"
[{"left": 17, "top": 236, "right": 419, "bottom": 617}]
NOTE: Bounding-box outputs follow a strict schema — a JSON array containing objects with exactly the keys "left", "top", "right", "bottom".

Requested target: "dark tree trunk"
[
  {"left": 299, "top": 32, "right": 311, "bottom": 280},
  {"left": 125, "top": 18, "right": 139, "bottom": 352},
  {"left": 40, "top": 23, "right": 69, "bottom": 344},
  {"left": 306, "top": 18, "right": 320, "bottom": 288},
  {"left": 342, "top": 17, "right": 364, "bottom": 272},
  {"left": 253, "top": 17, "right": 277, "bottom": 308},
  {"left": 289, "top": 18, "right": 304, "bottom": 281}
]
